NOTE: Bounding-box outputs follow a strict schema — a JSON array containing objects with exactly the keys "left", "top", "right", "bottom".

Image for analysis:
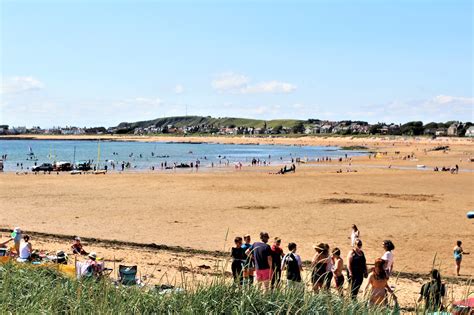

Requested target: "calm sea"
[{"left": 0, "top": 139, "right": 367, "bottom": 172}]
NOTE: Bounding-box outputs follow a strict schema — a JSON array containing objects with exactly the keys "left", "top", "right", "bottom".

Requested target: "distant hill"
[{"left": 115, "top": 116, "right": 305, "bottom": 130}]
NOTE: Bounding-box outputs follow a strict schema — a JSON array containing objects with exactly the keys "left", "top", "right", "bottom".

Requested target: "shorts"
[
  {"left": 335, "top": 274, "right": 345, "bottom": 288},
  {"left": 255, "top": 269, "right": 271, "bottom": 281}
]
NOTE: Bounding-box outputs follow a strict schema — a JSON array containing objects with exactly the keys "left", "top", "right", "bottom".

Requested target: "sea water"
[{"left": 0, "top": 139, "right": 367, "bottom": 172}]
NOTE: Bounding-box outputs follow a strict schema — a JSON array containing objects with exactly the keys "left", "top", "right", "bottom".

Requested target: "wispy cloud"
[
  {"left": 174, "top": 84, "right": 184, "bottom": 94},
  {"left": 212, "top": 72, "right": 296, "bottom": 94},
  {"left": 0, "top": 76, "right": 45, "bottom": 94}
]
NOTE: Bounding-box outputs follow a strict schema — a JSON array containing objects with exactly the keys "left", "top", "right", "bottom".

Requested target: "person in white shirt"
[
  {"left": 17, "top": 234, "right": 32, "bottom": 262},
  {"left": 381, "top": 240, "right": 395, "bottom": 277},
  {"left": 350, "top": 224, "right": 360, "bottom": 247}
]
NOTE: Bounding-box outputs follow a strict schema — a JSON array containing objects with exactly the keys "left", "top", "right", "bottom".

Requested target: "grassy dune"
[{"left": 0, "top": 262, "right": 396, "bottom": 314}]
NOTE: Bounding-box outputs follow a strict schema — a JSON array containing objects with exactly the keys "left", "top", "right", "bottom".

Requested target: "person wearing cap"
[
  {"left": 71, "top": 236, "right": 88, "bottom": 255},
  {"left": 245, "top": 232, "right": 273, "bottom": 292},
  {"left": 79, "top": 252, "right": 99, "bottom": 278},
  {"left": 12, "top": 227, "right": 22, "bottom": 254},
  {"left": 311, "top": 242, "right": 330, "bottom": 293},
  {"left": 347, "top": 238, "right": 367, "bottom": 299}
]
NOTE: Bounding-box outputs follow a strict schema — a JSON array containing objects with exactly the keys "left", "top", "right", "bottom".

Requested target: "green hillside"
[{"left": 116, "top": 116, "right": 304, "bottom": 130}]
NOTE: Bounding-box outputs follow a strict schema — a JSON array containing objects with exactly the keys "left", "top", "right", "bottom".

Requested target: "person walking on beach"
[
  {"left": 230, "top": 237, "right": 246, "bottom": 286},
  {"left": 349, "top": 224, "right": 360, "bottom": 247},
  {"left": 271, "top": 237, "right": 284, "bottom": 289},
  {"left": 347, "top": 239, "right": 367, "bottom": 299},
  {"left": 311, "top": 243, "right": 330, "bottom": 293},
  {"left": 281, "top": 242, "right": 303, "bottom": 289},
  {"left": 245, "top": 232, "right": 273, "bottom": 292},
  {"left": 363, "top": 258, "right": 397, "bottom": 306},
  {"left": 332, "top": 248, "right": 344, "bottom": 295},
  {"left": 418, "top": 269, "right": 446, "bottom": 311},
  {"left": 454, "top": 240, "right": 469, "bottom": 276}
]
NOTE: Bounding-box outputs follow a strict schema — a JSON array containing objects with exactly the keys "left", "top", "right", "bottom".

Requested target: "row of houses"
[{"left": 1, "top": 126, "right": 87, "bottom": 135}]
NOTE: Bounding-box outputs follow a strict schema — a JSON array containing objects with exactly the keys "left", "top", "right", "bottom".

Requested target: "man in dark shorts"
[
  {"left": 246, "top": 232, "right": 273, "bottom": 292},
  {"left": 271, "top": 237, "right": 284, "bottom": 289}
]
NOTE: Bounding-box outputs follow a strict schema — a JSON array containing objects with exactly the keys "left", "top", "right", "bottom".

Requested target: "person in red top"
[
  {"left": 71, "top": 236, "right": 88, "bottom": 255},
  {"left": 271, "top": 237, "right": 284, "bottom": 289}
]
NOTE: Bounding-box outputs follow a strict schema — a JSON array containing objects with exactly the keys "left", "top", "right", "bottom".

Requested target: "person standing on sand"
[
  {"left": 418, "top": 269, "right": 446, "bottom": 311},
  {"left": 363, "top": 258, "right": 397, "bottom": 306},
  {"left": 349, "top": 225, "right": 359, "bottom": 247},
  {"left": 246, "top": 232, "right": 273, "bottom": 292},
  {"left": 281, "top": 242, "right": 303, "bottom": 289},
  {"left": 311, "top": 243, "right": 330, "bottom": 293},
  {"left": 454, "top": 240, "right": 469, "bottom": 276},
  {"left": 347, "top": 239, "right": 367, "bottom": 299},
  {"left": 270, "top": 237, "right": 284, "bottom": 289},
  {"left": 331, "top": 248, "right": 344, "bottom": 294},
  {"left": 381, "top": 240, "right": 395, "bottom": 277},
  {"left": 241, "top": 234, "right": 254, "bottom": 286},
  {"left": 230, "top": 237, "right": 246, "bottom": 286},
  {"left": 323, "top": 243, "right": 333, "bottom": 290}
]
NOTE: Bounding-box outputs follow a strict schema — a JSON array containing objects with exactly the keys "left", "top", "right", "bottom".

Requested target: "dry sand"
[{"left": 1, "top": 135, "right": 473, "bottom": 310}]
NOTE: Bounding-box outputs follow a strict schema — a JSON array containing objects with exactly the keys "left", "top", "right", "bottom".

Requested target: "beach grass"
[{"left": 0, "top": 262, "right": 400, "bottom": 314}]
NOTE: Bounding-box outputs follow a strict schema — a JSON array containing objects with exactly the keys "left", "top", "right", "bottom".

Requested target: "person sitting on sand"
[
  {"left": 71, "top": 236, "right": 88, "bottom": 255},
  {"left": 454, "top": 240, "right": 469, "bottom": 276},
  {"left": 363, "top": 258, "right": 397, "bottom": 306},
  {"left": 281, "top": 242, "right": 303, "bottom": 289},
  {"left": 230, "top": 237, "right": 246, "bottom": 286},
  {"left": 17, "top": 234, "right": 32, "bottom": 262},
  {"left": 418, "top": 269, "right": 446, "bottom": 312}
]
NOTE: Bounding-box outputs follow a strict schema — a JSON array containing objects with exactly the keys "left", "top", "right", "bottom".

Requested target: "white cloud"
[
  {"left": 212, "top": 72, "right": 296, "bottom": 94},
  {"left": 174, "top": 84, "right": 184, "bottom": 94},
  {"left": 1, "top": 76, "right": 44, "bottom": 94},
  {"left": 212, "top": 72, "right": 249, "bottom": 91},
  {"left": 431, "top": 95, "right": 474, "bottom": 105}
]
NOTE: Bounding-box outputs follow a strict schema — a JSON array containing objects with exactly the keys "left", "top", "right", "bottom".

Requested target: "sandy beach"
[{"left": 1, "top": 135, "right": 473, "bottom": 310}]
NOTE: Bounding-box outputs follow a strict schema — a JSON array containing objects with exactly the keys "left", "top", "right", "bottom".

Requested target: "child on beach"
[
  {"left": 230, "top": 237, "right": 246, "bottom": 285},
  {"left": 241, "top": 234, "right": 254, "bottom": 286},
  {"left": 71, "top": 236, "right": 89, "bottom": 255},
  {"left": 281, "top": 242, "right": 303, "bottom": 289},
  {"left": 331, "top": 248, "right": 344, "bottom": 294},
  {"left": 349, "top": 225, "right": 359, "bottom": 247},
  {"left": 453, "top": 240, "right": 469, "bottom": 276},
  {"left": 364, "top": 258, "right": 397, "bottom": 306}
]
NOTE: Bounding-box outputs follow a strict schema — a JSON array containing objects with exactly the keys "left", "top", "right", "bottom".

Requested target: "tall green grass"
[{"left": 0, "top": 262, "right": 401, "bottom": 314}]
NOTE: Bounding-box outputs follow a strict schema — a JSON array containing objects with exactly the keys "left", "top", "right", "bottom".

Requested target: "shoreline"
[{"left": 2, "top": 134, "right": 473, "bottom": 149}]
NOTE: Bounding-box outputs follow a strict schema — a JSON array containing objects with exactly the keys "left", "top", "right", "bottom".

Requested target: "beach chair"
[{"left": 118, "top": 265, "right": 138, "bottom": 286}]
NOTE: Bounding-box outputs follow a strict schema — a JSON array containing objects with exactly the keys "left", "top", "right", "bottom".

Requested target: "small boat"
[
  {"left": 416, "top": 165, "right": 426, "bottom": 168},
  {"left": 467, "top": 211, "right": 474, "bottom": 219}
]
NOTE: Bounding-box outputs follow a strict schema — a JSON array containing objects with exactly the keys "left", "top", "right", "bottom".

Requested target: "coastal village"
[{"left": 1, "top": 118, "right": 473, "bottom": 137}]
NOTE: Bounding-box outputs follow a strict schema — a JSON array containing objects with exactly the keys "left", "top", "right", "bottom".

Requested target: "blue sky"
[{"left": 1, "top": 0, "right": 472, "bottom": 127}]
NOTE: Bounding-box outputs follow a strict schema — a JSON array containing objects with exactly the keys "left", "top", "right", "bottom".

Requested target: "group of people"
[
  {"left": 0, "top": 228, "right": 103, "bottom": 278},
  {"left": 230, "top": 225, "right": 464, "bottom": 311}
]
